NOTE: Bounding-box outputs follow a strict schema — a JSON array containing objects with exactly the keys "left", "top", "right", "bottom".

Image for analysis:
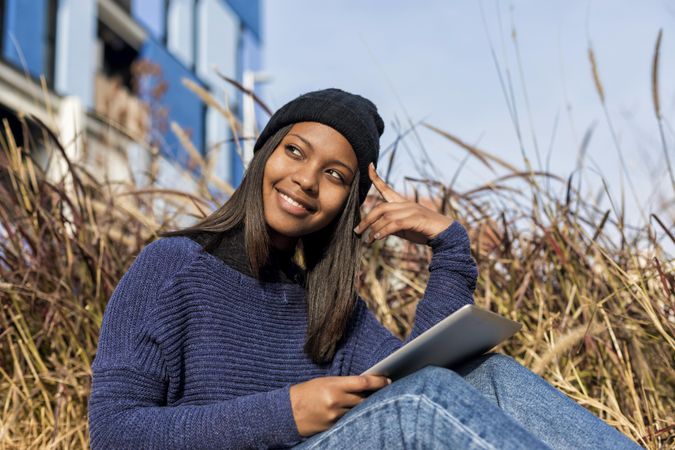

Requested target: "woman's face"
[{"left": 262, "top": 121, "right": 358, "bottom": 251}]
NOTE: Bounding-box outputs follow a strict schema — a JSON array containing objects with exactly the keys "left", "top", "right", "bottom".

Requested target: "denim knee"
[
  {"left": 477, "top": 352, "right": 520, "bottom": 372},
  {"left": 455, "top": 352, "right": 521, "bottom": 378},
  {"left": 393, "top": 365, "right": 461, "bottom": 396},
  {"left": 454, "top": 352, "right": 535, "bottom": 408}
]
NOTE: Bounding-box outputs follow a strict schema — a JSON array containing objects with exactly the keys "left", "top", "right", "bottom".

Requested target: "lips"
[
  {"left": 276, "top": 188, "right": 316, "bottom": 212},
  {"left": 275, "top": 188, "right": 317, "bottom": 218}
]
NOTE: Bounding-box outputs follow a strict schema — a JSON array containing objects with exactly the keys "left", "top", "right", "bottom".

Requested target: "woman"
[{"left": 88, "top": 88, "right": 642, "bottom": 449}]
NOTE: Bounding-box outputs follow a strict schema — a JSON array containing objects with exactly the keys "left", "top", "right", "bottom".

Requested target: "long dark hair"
[{"left": 160, "top": 124, "right": 362, "bottom": 366}]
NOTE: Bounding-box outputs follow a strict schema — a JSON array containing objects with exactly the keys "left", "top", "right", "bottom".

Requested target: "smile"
[{"left": 276, "top": 189, "right": 314, "bottom": 217}]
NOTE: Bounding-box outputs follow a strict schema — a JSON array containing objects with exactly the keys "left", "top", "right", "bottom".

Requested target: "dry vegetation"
[{"left": 1, "top": 49, "right": 674, "bottom": 450}]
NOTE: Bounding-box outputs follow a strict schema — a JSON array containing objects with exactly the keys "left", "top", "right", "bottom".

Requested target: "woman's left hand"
[{"left": 353, "top": 163, "right": 454, "bottom": 245}]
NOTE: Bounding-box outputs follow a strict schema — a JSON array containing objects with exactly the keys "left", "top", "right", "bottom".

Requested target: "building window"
[
  {"left": 97, "top": 19, "right": 139, "bottom": 91},
  {"left": 0, "top": 0, "right": 57, "bottom": 86},
  {"left": 131, "top": 0, "right": 166, "bottom": 41},
  {"left": 93, "top": 19, "right": 148, "bottom": 140},
  {"left": 195, "top": 0, "right": 238, "bottom": 90},
  {"left": 166, "top": 0, "right": 194, "bottom": 68}
]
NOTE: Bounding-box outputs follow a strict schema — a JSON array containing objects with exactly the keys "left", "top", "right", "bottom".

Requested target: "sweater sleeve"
[
  {"left": 87, "top": 238, "right": 303, "bottom": 450},
  {"left": 344, "top": 220, "right": 478, "bottom": 376}
]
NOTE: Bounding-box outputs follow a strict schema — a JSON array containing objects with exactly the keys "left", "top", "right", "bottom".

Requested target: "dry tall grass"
[{"left": 0, "top": 74, "right": 673, "bottom": 449}]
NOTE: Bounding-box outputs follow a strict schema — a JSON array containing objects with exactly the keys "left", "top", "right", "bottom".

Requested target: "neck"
[{"left": 267, "top": 226, "right": 299, "bottom": 253}]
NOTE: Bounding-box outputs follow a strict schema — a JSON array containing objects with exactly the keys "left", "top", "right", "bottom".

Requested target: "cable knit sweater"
[{"left": 87, "top": 221, "right": 477, "bottom": 449}]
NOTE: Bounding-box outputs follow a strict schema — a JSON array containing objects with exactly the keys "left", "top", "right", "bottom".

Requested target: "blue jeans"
[{"left": 291, "top": 353, "right": 643, "bottom": 449}]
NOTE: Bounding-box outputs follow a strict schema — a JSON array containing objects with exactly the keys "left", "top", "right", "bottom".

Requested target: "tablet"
[{"left": 360, "top": 304, "right": 521, "bottom": 380}]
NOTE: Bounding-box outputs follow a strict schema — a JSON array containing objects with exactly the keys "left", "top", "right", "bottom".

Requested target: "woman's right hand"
[{"left": 289, "top": 375, "right": 391, "bottom": 437}]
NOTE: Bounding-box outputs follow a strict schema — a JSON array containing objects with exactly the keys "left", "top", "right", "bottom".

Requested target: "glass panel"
[
  {"left": 131, "top": 0, "right": 166, "bottom": 41},
  {"left": 166, "top": 0, "right": 193, "bottom": 67},
  {"left": 2, "top": 0, "right": 48, "bottom": 79},
  {"left": 196, "top": 0, "right": 238, "bottom": 94}
]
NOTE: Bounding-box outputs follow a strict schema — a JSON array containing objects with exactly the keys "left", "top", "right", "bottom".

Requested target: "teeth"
[{"left": 280, "top": 192, "right": 307, "bottom": 210}]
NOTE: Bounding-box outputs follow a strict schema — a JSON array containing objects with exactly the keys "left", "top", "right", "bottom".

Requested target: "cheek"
[
  {"left": 262, "top": 154, "right": 285, "bottom": 195},
  {"left": 320, "top": 187, "right": 350, "bottom": 220},
  {"left": 263, "top": 153, "right": 284, "bottom": 181}
]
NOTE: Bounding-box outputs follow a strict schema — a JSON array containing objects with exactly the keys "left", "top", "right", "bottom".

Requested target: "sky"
[{"left": 260, "top": 0, "right": 675, "bottom": 233}]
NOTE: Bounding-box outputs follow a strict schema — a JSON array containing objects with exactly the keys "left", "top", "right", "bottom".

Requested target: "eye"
[
  {"left": 285, "top": 144, "right": 303, "bottom": 158},
  {"left": 327, "top": 169, "right": 345, "bottom": 183},
  {"left": 284, "top": 144, "right": 346, "bottom": 183}
]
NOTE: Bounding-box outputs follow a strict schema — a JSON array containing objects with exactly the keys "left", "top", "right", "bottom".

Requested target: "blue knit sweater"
[{"left": 87, "top": 221, "right": 477, "bottom": 449}]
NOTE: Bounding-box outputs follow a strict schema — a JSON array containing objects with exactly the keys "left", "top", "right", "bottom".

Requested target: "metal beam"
[
  {"left": 97, "top": 0, "right": 146, "bottom": 50},
  {"left": 0, "top": 61, "right": 61, "bottom": 123}
]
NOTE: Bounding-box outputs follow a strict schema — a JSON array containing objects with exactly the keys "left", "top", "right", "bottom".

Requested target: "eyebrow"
[{"left": 288, "top": 133, "right": 355, "bottom": 175}]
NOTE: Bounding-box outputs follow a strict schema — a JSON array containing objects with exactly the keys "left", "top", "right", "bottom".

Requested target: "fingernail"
[
  {"left": 353, "top": 225, "right": 359, "bottom": 233},
  {"left": 387, "top": 378, "right": 392, "bottom": 385},
  {"left": 373, "top": 232, "right": 380, "bottom": 239}
]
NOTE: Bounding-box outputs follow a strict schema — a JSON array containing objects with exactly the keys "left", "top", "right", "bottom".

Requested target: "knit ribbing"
[{"left": 88, "top": 220, "right": 477, "bottom": 449}]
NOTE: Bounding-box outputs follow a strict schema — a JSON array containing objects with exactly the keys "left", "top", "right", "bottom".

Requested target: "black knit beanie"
[{"left": 254, "top": 88, "right": 385, "bottom": 205}]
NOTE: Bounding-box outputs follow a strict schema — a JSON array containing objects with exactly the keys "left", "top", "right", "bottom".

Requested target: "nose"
[{"left": 291, "top": 164, "right": 319, "bottom": 194}]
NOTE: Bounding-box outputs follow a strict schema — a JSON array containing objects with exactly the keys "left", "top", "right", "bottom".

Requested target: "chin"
[
  {"left": 265, "top": 214, "right": 307, "bottom": 237},
  {"left": 266, "top": 214, "right": 330, "bottom": 240}
]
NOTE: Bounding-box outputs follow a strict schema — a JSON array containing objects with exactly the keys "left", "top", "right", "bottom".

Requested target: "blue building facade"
[{"left": 0, "top": 0, "right": 262, "bottom": 186}]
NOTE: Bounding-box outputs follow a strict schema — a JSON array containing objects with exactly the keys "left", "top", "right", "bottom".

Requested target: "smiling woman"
[
  {"left": 262, "top": 122, "right": 358, "bottom": 251},
  {"left": 87, "top": 88, "right": 643, "bottom": 449}
]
